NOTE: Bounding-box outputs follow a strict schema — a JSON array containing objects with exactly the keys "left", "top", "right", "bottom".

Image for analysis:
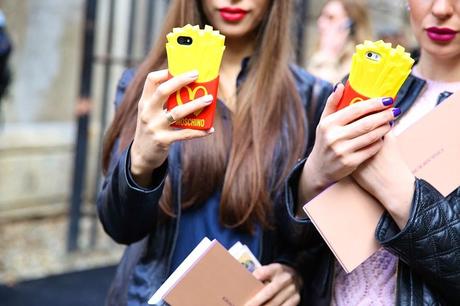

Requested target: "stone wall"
[
  {"left": 0, "top": 0, "right": 84, "bottom": 220},
  {"left": 0, "top": 0, "right": 169, "bottom": 283},
  {"left": 0, "top": 0, "right": 170, "bottom": 220}
]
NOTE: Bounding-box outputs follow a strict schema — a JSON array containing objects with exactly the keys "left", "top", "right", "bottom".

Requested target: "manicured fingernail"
[
  {"left": 333, "top": 82, "right": 341, "bottom": 92},
  {"left": 389, "top": 120, "right": 395, "bottom": 127},
  {"left": 382, "top": 97, "right": 394, "bottom": 106},
  {"left": 393, "top": 108, "right": 401, "bottom": 117},
  {"left": 203, "top": 94, "right": 213, "bottom": 103},
  {"left": 208, "top": 127, "right": 215, "bottom": 134},
  {"left": 185, "top": 70, "right": 199, "bottom": 78}
]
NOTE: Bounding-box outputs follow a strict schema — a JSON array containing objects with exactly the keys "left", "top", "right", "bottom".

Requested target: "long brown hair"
[{"left": 102, "top": 0, "right": 308, "bottom": 233}]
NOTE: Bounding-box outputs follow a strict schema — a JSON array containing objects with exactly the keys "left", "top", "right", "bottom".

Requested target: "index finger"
[
  {"left": 245, "top": 282, "right": 278, "bottom": 306},
  {"left": 153, "top": 70, "right": 199, "bottom": 103},
  {"left": 141, "top": 69, "right": 169, "bottom": 100},
  {"left": 327, "top": 96, "right": 394, "bottom": 126},
  {"left": 245, "top": 282, "right": 285, "bottom": 306}
]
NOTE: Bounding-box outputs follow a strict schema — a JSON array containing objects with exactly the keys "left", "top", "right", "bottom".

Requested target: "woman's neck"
[
  {"left": 417, "top": 50, "right": 460, "bottom": 82},
  {"left": 221, "top": 36, "right": 255, "bottom": 71},
  {"left": 218, "top": 36, "right": 255, "bottom": 111}
]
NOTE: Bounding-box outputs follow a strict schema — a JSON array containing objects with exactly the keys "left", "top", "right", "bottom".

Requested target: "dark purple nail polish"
[
  {"left": 393, "top": 108, "right": 401, "bottom": 117},
  {"left": 382, "top": 97, "right": 394, "bottom": 106},
  {"left": 333, "top": 82, "right": 341, "bottom": 92},
  {"left": 389, "top": 120, "right": 395, "bottom": 127}
]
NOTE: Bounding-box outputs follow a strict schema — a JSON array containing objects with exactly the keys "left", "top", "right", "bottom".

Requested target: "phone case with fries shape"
[
  {"left": 337, "top": 40, "right": 415, "bottom": 110},
  {"left": 166, "top": 24, "right": 226, "bottom": 130}
]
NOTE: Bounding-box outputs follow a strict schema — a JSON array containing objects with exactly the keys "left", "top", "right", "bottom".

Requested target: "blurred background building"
[{"left": 0, "top": 0, "right": 412, "bottom": 305}]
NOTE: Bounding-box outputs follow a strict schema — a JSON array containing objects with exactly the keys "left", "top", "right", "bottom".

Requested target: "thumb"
[
  {"left": 253, "top": 265, "right": 276, "bottom": 283},
  {"left": 252, "top": 263, "right": 281, "bottom": 283},
  {"left": 321, "top": 83, "right": 344, "bottom": 119}
]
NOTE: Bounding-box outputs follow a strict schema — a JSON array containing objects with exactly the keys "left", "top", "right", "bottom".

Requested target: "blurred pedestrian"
[
  {"left": 307, "top": 0, "right": 372, "bottom": 84},
  {"left": 0, "top": 10, "right": 12, "bottom": 106},
  {"left": 377, "top": 27, "right": 410, "bottom": 50}
]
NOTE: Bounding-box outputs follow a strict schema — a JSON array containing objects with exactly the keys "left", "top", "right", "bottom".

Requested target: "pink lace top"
[
  {"left": 331, "top": 248, "right": 397, "bottom": 306},
  {"left": 394, "top": 66, "right": 460, "bottom": 136},
  {"left": 331, "top": 66, "right": 460, "bottom": 306}
]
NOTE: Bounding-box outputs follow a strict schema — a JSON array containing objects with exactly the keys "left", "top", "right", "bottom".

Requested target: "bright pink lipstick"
[
  {"left": 426, "top": 27, "right": 458, "bottom": 42},
  {"left": 219, "top": 7, "right": 248, "bottom": 22}
]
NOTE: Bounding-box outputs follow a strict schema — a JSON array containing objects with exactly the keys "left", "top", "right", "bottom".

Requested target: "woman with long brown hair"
[{"left": 98, "top": 0, "right": 332, "bottom": 305}]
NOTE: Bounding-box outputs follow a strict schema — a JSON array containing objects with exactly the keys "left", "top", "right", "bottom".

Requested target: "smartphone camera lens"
[
  {"left": 366, "top": 51, "right": 381, "bottom": 62},
  {"left": 177, "top": 36, "right": 193, "bottom": 45}
]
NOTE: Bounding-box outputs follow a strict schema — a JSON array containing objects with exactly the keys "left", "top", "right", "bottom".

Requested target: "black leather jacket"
[{"left": 284, "top": 74, "right": 460, "bottom": 305}]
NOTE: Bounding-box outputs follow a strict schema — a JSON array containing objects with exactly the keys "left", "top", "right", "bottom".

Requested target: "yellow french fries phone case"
[
  {"left": 166, "top": 24, "right": 226, "bottom": 130},
  {"left": 337, "top": 40, "right": 415, "bottom": 110}
]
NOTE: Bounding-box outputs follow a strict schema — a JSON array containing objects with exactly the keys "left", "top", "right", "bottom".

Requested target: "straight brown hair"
[{"left": 102, "top": 0, "right": 308, "bottom": 233}]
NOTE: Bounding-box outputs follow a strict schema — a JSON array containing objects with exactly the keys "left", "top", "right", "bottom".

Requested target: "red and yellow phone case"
[
  {"left": 166, "top": 24, "right": 226, "bottom": 130},
  {"left": 337, "top": 40, "right": 414, "bottom": 110}
]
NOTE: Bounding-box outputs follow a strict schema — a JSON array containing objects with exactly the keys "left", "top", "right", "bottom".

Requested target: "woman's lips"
[
  {"left": 426, "top": 27, "right": 458, "bottom": 42},
  {"left": 219, "top": 7, "right": 248, "bottom": 22}
]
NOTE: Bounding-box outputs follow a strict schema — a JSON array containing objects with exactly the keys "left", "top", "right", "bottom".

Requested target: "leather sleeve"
[
  {"left": 96, "top": 70, "right": 168, "bottom": 245},
  {"left": 376, "top": 179, "right": 460, "bottom": 304}
]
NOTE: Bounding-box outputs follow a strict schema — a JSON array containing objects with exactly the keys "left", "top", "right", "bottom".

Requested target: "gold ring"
[{"left": 164, "top": 109, "right": 176, "bottom": 125}]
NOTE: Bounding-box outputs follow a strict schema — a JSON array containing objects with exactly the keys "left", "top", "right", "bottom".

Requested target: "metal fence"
[{"left": 68, "top": 0, "right": 170, "bottom": 251}]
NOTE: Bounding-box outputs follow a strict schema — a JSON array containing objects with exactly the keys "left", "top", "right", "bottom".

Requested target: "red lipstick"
[
  {"left": 426, "top": 27, "right": 458, "bottom": 42},
  {"left": 219, "top": 7, "right": 248, "bottom": 22}
]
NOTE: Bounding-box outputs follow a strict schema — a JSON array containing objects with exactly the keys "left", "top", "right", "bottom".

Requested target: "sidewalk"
[
  {"left": 0, "top": 265, "right": 116, "bottom": 306},
  {"left": 0, "top": 215, "right": 123, "bottom": 283}
]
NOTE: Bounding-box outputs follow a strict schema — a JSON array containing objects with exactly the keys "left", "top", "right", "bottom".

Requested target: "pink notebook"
[
  {"left": 304, "top": 91, "right": 460, "bottom": 273},
  {"left": 148, "top": 238, "right": 263, "bottom": 306}
]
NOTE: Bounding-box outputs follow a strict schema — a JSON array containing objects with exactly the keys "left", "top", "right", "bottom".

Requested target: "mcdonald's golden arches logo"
[
  {"left": 350, "top": 97, "right": 364, "bottom": 105},
  {"left": 176, "top": 85, "right": 208, "bottom": 116}
]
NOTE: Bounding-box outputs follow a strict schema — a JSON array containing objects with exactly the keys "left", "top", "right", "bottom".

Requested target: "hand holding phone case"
[
  {"left": 337, "top": 40, "right": 414, "bottom": 110},
  {"left": 166, "top": 24, "right": 226, "bottom": 130}
]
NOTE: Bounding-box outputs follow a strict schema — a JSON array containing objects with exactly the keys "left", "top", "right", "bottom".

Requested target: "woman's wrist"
[
  {"left": 130, "top": 160, "right": 154, "bottom": 188},
  {"left": 129, "top": 145, "right": 163, "bottom": 188},
  {"left": 299, "top": 158, "right": 331, "bottom": 205},
  {"left": 374, "top": 171, "right": 415, "bottom": 229}
]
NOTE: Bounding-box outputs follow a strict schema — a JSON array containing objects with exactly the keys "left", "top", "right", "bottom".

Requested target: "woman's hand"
[
  {"left": 298, "top": 84, "right": 399, "bottom": 207},
  {"left": 352, "top": 133, "right": 415, "bottom": 229},
  {"left": 130, "top": 69, "right": 214, "bottom": 187},
  {"left": 245, "top": 263, "right": 302, "bottom": 306}
]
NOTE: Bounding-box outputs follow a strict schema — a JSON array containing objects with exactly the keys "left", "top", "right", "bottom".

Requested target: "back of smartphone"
[
  {"left": 165, "top": 24, "right": 225, "bottom": 130},
  {"left": 337, "top": 40, "right": 414, "bottom": 110}
]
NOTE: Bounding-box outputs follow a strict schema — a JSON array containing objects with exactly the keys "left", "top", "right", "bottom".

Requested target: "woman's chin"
[
  {"left": 217, "top": 27, "right": 253, "bottom": 40},
  {"left": 423, "top": 43, "right": 460, "bottom": 61}
]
